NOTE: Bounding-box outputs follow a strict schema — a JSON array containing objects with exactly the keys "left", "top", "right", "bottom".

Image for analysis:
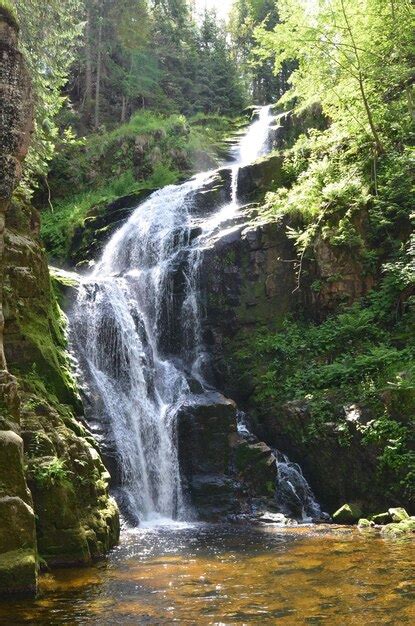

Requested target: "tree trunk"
[
  {"left": 83, "top": 7, "right": 93, "bottom": 120},
  {"left": 121, "top": 95, "right": 127, "bottom": 122},
  {"left": 94, "top": 19, "right": 102, "bottom": 129}
]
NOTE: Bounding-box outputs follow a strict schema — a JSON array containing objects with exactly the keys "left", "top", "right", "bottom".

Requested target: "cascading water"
[{"left": 70, "top": 106, "right": 274, "bottom": 524}]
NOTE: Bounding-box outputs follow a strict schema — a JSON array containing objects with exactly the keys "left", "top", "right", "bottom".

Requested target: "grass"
[{"left": 42, "top": 110, "right": 243, "bottom": 261}]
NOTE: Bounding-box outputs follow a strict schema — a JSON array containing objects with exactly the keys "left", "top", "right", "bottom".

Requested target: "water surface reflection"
[{"left": 2, "top": 524, "right": 414, "bottom": 624}]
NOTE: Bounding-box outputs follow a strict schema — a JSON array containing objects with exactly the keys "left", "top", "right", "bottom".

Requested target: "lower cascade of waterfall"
[
  {"left": 70, "top": 105, "right": 324, "bottom": 525},
  {"left": 274, "top": 452, "right": 329, "bottom": 523},
  {"left": 236, "top": 413, "right": 329, "bottom": 524}
]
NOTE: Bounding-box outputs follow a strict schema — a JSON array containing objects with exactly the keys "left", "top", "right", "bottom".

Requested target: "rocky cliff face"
[{"left": 0, "top": 9, "right": 119, "bottom": 597}]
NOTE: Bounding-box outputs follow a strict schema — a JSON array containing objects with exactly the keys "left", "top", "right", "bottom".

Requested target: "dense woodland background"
[{"left": 6, "top": 0, "right": 415, "bottom": 507}]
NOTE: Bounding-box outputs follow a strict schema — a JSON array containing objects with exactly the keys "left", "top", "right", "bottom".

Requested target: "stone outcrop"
[
  {"left": 0, "top": 6, "right": 33, "bottom": 369},
  {"left": 177, "top": 391, "right": 278, "bottom": 519},
  {"left": 0, "top": 8, "right": 119, "bottom": 597}
]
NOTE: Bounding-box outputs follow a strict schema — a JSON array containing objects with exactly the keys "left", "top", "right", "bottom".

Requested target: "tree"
[
  {"left": 11, "top": 0, "right": 82, "bottom": 194},
  {"left": 255, "top": 0, "right": 414, "bottom": 154},
  {"left": 230, "top": 0, "right": 286, "bottom": 103}
]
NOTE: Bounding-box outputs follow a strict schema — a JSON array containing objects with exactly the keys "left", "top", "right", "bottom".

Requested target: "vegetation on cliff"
[{"left": 229, "top": 0, "right": 414, "bottom": 510}]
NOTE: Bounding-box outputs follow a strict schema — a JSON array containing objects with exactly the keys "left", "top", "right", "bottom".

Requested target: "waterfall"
[{"left": 70, "top": 106, "right": 274, "bottom": 524}]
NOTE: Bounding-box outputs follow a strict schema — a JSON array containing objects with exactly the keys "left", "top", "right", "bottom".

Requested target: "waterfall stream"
[{"left": 70, "top": 106, "right": 298, "bottom": 524}]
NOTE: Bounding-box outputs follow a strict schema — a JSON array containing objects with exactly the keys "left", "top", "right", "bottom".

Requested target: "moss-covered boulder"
[
  {"left": 0, "top": 430, "right": 31, "bottom": 502},
  {"left": 388, "top": 507, "right": 410, "bottom": 522},
  {"left": 0, "top": 496, "right": 37, "bottom": 597},
  {"left": 380, "top": 518, "right": 415, "bottom": 538},
  {"left": 357, "top": 518, "right": 374, "bottom": 529},
  {"left": 237, "top": 154, "right": 287, "bottom": 202},
  {"left": 0, "top": 548, "right": 37, "bottom": 597},
  {"left": 22, "top": 392, "right": 119, "bottom": 565},
  {"left": 332, "top": 503, "right": 363, "bottom": 524}
]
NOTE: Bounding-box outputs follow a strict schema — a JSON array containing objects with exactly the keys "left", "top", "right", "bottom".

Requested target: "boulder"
[
  {"left": 332, "top": 503, "right": 363, "bottom": 524},
  {"left": 177, "top": 391, "right": 242, "bottom": 518},
  {"left": 0, "top": 497, "right": 37, "bottom": 597},
  {"left": 234, "top": 439, "right": 277, "bottom": 498},
  {"left": 372, "top": 512, "right": 393, "bottom": 525},
  {"left": 237, "top": 154, "right": 286, "bottom": 202},
  {"left": 0, "top": 549, "right": 37, "bottom": 597},
  {"left": 178, "top": 391, "right": 237, "bottom": 476},
  {"left": 388, "top": 507, "right": 410, "bottom": 522},
  {"left": 190, "top": 168, "right": 232, "bottom": 215},
  {"left": 0, "top": 496, "right": 36, "bottom": 555},
  {"left": 357, "top": 518, "right": 374, "bottom": 529},
  {"left": 0, "top": 431, "right": 31, "bottom": 503},
  {"left": 380, "top": 518, "right": 415, "bottom": 538}
]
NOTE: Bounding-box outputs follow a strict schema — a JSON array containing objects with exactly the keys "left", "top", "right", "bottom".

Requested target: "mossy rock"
[
  {"left": 332, "top": 503, "right": 362, "bottom": 524},
  {"left": 0, "top": 431, "right": 30, "bottom": 503},
  {"left": 388, "top": 507, "right": 410, "bottom": 522},
  {"left": 0, "top": 496, "right": 36, "bottom": 554},
  {"left": 380, "top": 518, "right": 415, "bottom": 538},
  {"left": 372, "top": 512, "right": 392, "bottom": 525},
  {"left": 0, "top": 549, "right": 37, "bottom": 597},
  {"left": 357, "top": 518, "right": 374, "bottom": 529}
]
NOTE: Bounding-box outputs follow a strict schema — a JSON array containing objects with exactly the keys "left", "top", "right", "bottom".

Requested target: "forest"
[{"left": 0, "top": 0, "right": 414, "bottom": 621}]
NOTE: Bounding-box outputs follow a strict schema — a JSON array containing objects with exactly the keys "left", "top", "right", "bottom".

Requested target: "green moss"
[
  {"left": 0, "top": 2, "right": 18, "bottom": 29},
  {"left": 16, "top": 275, "right": 80, "bottom": 407},
  {"left": 42, "top": 111, "right": 241, "bottom": 262},
  {"left": 235, "top": 443, "right": 264, "bottom": 472},
  {"left": 0, "top": 549, "right": 37, "bottom": 596}
]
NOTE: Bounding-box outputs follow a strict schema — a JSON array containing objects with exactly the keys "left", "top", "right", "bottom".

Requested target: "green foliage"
[
  {"left": 234, "top": 256, "right": 415, "bottom": 500},
  {"left": 30, "top": 457, "right": 73, "bottom": 489},
  {"left": 256, "top": 0, "right": 414, "bottom": 153},
  {"left": 41, "top": 110, "right": 238, "bottom": 260},
  {"left": 69, "top": 0, "right": 246, "bottom": 130},
  {"left": 229, "top": 0, "right": 286, "bottom": 102},
  {"left": 11, "top": 0, "right": 83, "bottom": 196}
]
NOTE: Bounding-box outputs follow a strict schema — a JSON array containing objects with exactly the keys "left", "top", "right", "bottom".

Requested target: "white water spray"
[{"left": 70, "top": 106, "right": 273, "bottom": 524}]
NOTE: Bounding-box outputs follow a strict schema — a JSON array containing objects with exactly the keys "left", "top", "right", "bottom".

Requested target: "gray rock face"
[
  {"left": 0, "top": 9, "right": 33, "bottom": 369},
  {"left": 0, "top": 9, "right": 37, "bottom": 597},
  {"left": 200, "top": 213, "right": 298, "bottom": 401},
  {"left": 237, "top": 154, "right": 286, "bottom": 202},
  {"left": 177, "top": 391, "right": 245, "bottom": 519},
  {"left": 0, "top": 10, "right": 119, "bottom": 597}
]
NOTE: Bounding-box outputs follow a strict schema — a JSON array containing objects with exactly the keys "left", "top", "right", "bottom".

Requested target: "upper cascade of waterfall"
[
  {"left": 69, "top": 105, "right": 280, "bottom": 525},
  {"left": 236, "top": 105, "right": 273, "bottom": 166}
]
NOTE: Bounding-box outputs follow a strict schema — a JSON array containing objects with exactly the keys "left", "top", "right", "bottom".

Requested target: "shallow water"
[{"left": 2, "top": 524, "right": 414, "bottom": 624}]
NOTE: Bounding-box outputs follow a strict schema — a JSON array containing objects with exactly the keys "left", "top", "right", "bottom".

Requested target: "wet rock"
[
  {"left": 372, "top": 512, "right": 393, "bottom": 525},
  {"left": 258, "top": 512, "right": 288, "bottom": 525},
  {"left": 0, "top": 431, "right": 31, "bottom": 504},
  {"left": 237, "top": 154, "right": 286, "bottom": 202},
  {"left": 388, "top": 507, "right": 410, "bottom": 522},
  {"left": 69, "top": 189, "right": 156, "bottom": 266},
  {"left": 380, "top": 518, "right": 415, "bottom": 538},
  {"left": 0, "top": 496, "right": 37, "bottom": 596},
  {"left": 234, "top": 439, "right": 277, "bottom": 498},
  {"left": 178, "top": 391, "right": 237, "bottom": 476},
  {"left": 178, "top": 391, "right": 246, "bottom": 519},
  {"left": 190, "top": 168, "right": 232, "bottom": 215},
  {"left": 357, "top": 518, "right": 374, "bottom": 529},
  {"left": 332, "top": 503, "right": 363, "bottom": 524}
]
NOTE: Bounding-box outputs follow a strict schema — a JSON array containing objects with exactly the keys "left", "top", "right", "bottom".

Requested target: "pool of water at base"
[{"left": 1, "top": 523, "right": 414, "bottom": 625}]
